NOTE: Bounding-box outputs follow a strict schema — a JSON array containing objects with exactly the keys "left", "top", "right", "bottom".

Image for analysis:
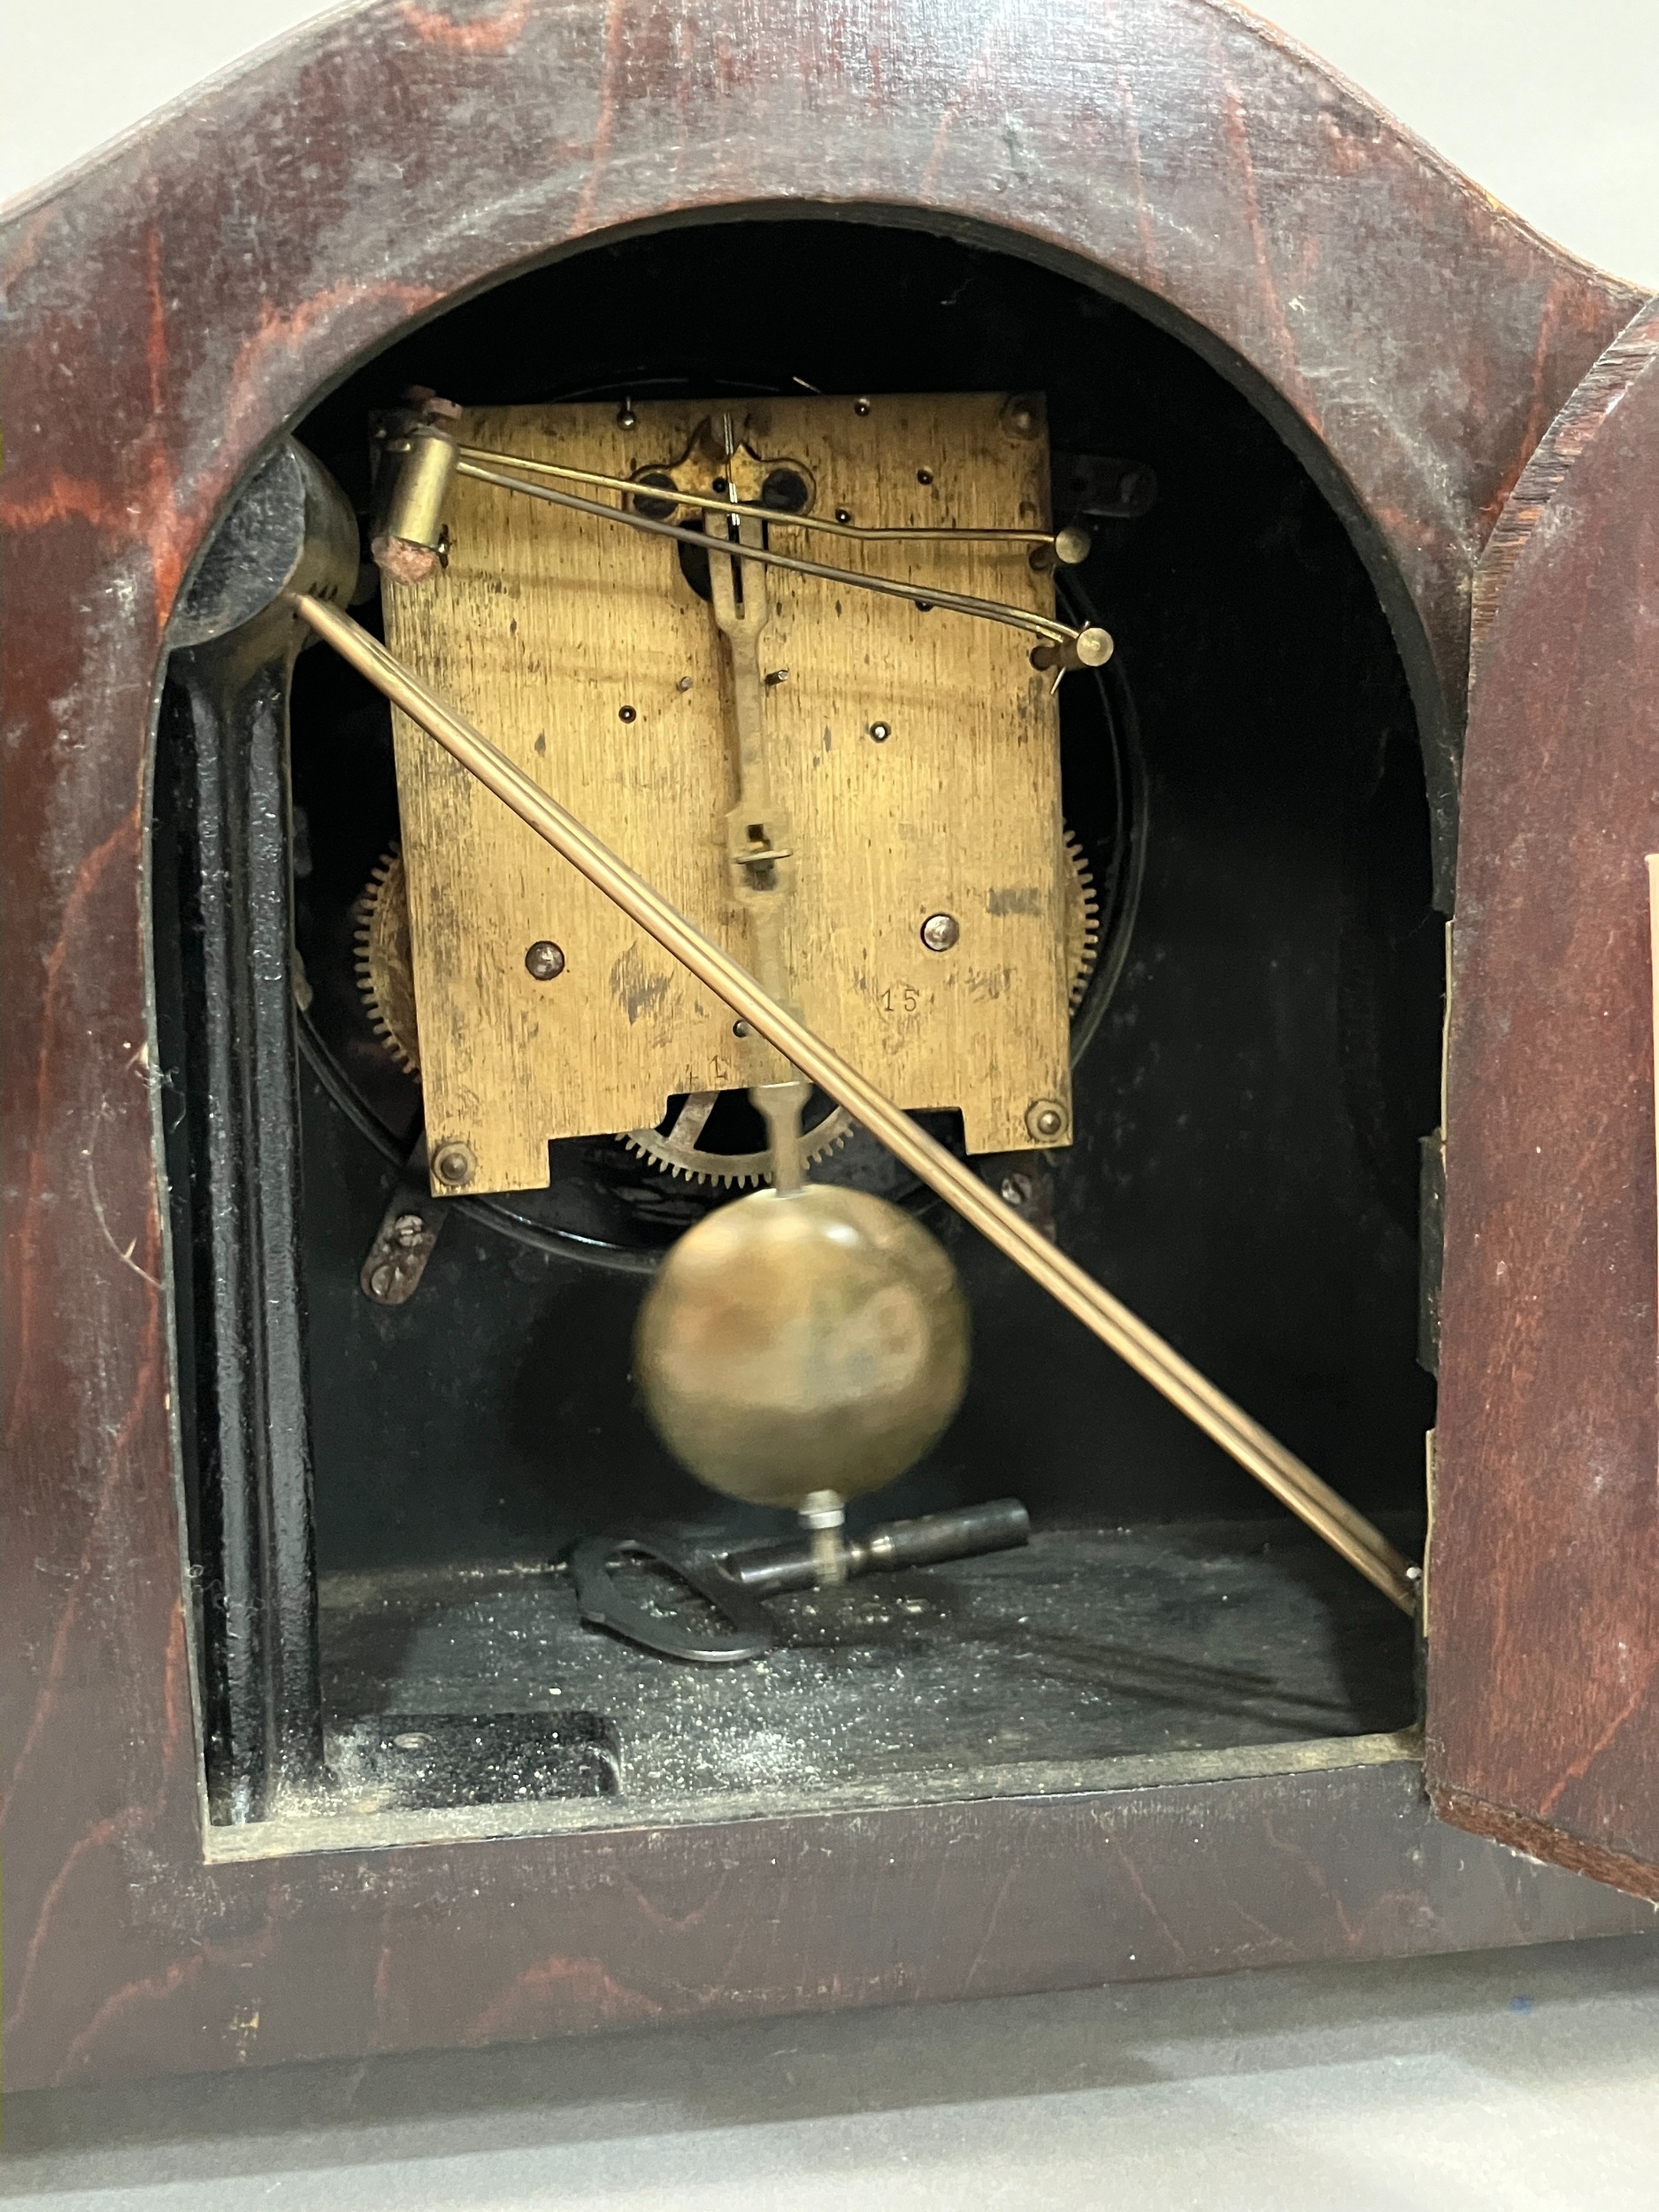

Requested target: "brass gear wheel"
[
  {"left": 1063, "top": 826, "right": 1102, "bottom": 1012},
  {"left": 621, "top": 1095, "right": 856, "bottom": 1188},
  {"left": 354, "top": 849, "right": 421, "bottom": 1077}
]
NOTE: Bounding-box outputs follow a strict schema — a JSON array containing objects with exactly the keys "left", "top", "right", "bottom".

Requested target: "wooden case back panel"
[
  {"left": 1429, "top": 303, "right": 1659, "bottom": 1898},
  {"left": 382, "top": 395, "right": 1069, "bottom": 1194}
]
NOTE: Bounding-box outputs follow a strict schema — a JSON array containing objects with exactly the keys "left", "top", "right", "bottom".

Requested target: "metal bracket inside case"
[
  {"left": 332, "top": 1710, "right": 622, "bottom": 1808},
  {"left": 359, "top": 1138, "right": 449, "bottom": 1305}
]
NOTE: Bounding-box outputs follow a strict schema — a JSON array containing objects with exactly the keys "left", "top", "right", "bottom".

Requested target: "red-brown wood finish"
[
  {"left": 2, "top": 0, "right": 1648, "bottom": 2087},
  {"left": 1431, "top": 301, "right": 1659, "bottom": 1897}
]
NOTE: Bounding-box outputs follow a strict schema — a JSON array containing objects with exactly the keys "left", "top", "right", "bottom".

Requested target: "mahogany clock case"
[{"left": 5, "top": 0, "right": 1656, "bottom": 2092}]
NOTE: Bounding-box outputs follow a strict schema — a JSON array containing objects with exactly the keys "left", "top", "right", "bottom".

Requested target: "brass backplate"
[{"left": 381, "top": 394, "right": 1071, "bottom": 1194}]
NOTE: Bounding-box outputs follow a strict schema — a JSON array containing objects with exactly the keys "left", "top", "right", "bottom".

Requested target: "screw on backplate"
[
  {"left": 367, "top": 1262, "right": 397, "bottom": 1300},
  {"left": 392, "top": 1213, "right": 426, "bottom": 1247},
  {"left": 1002, "top": 394, "right": 1041, "bottom": 440},
  {"left": 868, "top": 721, "right": 891, "bottom": 742},
  {"left": 433, "top": 1141, "right": 476, "bottom": 1187},
  {"left": 1025, "top": 1099, "right": 1068, "bottom": 1141},
  {"left": 525, "top": 940, "right": 566, "bottom": 981},
  {"left": 920, "top": 912, "right": 960, "bottom": 952}
]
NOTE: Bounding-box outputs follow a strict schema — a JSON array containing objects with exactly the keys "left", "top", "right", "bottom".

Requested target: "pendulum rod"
[
  {"left": 291, "top": 592, "right": 1420, "bottom": 1617},
  {"left": 705, "top": 435, "right": 810, "bottom": 1194}
]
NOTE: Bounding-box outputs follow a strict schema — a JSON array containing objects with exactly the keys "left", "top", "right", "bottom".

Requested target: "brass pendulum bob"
[{"left": 631, "top": 1164, "right": 972, "bottom": 1548}]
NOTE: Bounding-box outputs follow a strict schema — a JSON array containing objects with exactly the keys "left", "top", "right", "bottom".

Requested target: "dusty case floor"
[{"left": 319, "top": 1517, "right": 1418, "bottom": 1807}]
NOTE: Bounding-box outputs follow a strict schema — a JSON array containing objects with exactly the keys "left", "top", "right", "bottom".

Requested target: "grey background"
[
  {"left": 5, "top": 3, "right": 1659, "bottom": 2203},
  {"left": 3, "top": 0, "right": 1658, "bottom": 291},
  {"left": 9, "top": 1938, "right": 1659, "bottom": 2208}
]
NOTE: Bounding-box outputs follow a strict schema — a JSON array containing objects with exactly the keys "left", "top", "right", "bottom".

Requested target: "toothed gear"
[
  {"left": 622, "top": 1094, "right": 856, "bottom": 1188},
  {"left": 1063, "top": 826, "right": 1101, "bottom": 1012},
  {"left": 355, "top": 848, "right": 422, "bottom": 1077}
]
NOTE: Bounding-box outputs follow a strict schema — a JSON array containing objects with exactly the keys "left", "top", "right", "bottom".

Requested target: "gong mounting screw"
[
  {"left": 525, "top": 940, "right": 566, "bottom": 981},
  {"left": 920, "top": 912, "right": 960, "bottom": 952},
  {"left": 433, "top": 1141, "right": 477, "bottom": 1188}
]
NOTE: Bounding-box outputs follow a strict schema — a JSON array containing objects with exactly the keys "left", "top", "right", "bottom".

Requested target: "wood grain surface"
[
  {"left": 1, "top": 0, "right": 1647, "bottom": 2088},
  {"left": 1430, "top": 299, "right": 1659, "bottom": 1898},
  {"left": 385, "top": 395, "right": 1068, "bottom": 1188}
]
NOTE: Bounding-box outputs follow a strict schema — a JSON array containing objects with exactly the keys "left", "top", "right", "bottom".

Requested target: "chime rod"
[
  {"left": 453, "top": 441, "right": 1093, "bottom": 562},
  {"left": 290, "top": 591, "right": 1418, "bottom": 1617},
  {"left": 452, "top": 458, "right": 1111, "bottom": 665}
]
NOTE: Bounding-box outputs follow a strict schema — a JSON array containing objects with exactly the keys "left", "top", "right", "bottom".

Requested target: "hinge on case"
[
  {"left": 1418, "top": 1126, "right": 1445, "bottom": 1374},
  {"left": 1419, "top": 1427, "right": 1436, "bottom": 1641},
  {"left": 1419, "top": 918, "right": 1453, "bottom": 1375}
]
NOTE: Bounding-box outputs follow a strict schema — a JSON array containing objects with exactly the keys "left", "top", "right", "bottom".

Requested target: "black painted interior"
[
  {"left": 157, "top": 218, "right": 1439, "bottom": 1806},
  {"left": 288, "top": 218, "right": 1440, "bottom": 1579}
]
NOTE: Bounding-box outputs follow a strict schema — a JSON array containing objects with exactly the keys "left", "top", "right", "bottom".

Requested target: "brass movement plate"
[{"left": 382, "top": 394, "right": 1071, "bottom": 1195}]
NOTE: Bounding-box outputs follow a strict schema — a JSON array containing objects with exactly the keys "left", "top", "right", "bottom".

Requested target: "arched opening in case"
[{"left": 156, "top": 215, "right": 1441, "bottom": 1826}]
